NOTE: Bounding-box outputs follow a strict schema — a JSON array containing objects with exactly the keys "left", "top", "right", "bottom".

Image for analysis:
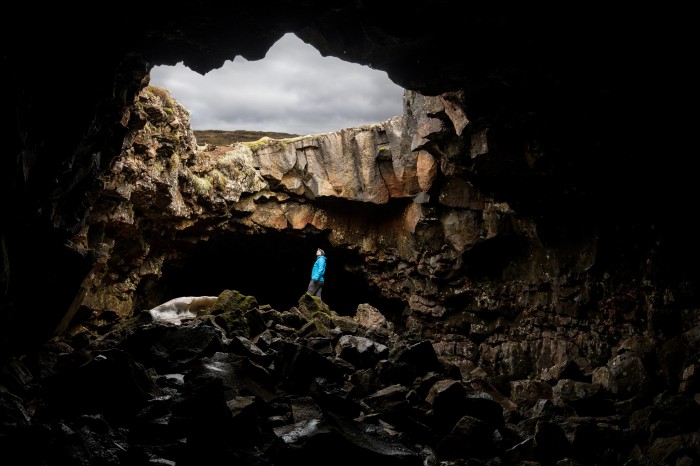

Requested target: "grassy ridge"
[{"left": 193, "top": 129, "right": 299, "bottom": 146}]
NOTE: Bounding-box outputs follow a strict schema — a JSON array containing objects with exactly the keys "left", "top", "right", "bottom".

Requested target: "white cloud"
[{"left": 149, "top": 33, "right": 405, "bottom": 136}]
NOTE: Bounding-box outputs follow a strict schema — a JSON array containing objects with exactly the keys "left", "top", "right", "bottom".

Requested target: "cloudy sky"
[{"left": 149, "top": 33, "right": 405, "bottom": 136}]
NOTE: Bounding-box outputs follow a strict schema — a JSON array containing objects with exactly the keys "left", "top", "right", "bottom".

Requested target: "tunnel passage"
[{"left": 137, "top": 231, "right": 406, "bottom": 321}]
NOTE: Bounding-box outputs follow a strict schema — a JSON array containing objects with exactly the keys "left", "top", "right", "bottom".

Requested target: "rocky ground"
[{"left": 1, "top": 289, "right": 698, "bottom": 465}]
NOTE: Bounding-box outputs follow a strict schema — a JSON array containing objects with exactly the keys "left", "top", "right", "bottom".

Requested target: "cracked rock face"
[{"left": 68, "top": 86, "right": 547, "bottom": 339}]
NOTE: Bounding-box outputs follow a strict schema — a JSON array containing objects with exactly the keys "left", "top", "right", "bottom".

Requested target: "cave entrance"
[
  {"left": 148, "top": 33, "right": 404, "bottom": 137},
  {"left": 142, "top": 232, "right": 406, "bottom": 321},
  {"left": 143, "top": 32, "right": 408, "bottom": 325}
]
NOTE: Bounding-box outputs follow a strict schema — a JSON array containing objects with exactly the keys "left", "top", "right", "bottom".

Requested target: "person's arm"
[
  {"left": 311, "top": 258, "right": 322, "bottom": 281},
  {"left": 317, "top": 256, "right": 326, "bottom": 279}
]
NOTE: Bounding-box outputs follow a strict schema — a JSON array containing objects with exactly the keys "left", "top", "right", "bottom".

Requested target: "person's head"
[{"left": 316, "top": 248, "right": 325, "bottom": 256}]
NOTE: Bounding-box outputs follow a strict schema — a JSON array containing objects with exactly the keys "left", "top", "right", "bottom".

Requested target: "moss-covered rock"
[
  {"left": 198, "top": 290, "right": 259, "bottom": 338},
  {"left": 297, "top": 293, "right": 332, "bottom": 322},
  {"left": 293, "top": 293, "right": 339, "bottom": 338},
  {"left": 207, "top": 290, "right": 258, "bottom": 315}
]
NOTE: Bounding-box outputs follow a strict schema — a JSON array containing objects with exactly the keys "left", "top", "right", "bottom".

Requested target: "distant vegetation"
[{"left": 193, "top": 129, "right": 299, "bottom": 146}]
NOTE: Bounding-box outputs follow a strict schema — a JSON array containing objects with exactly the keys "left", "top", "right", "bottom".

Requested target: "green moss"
[
  {"left": 195, "top": 289, "right": 261, "bottom": 338},
  {"left": 215, "top": 151, "right": 263, "bottom": 182},
  {"left": 297, "top": 293, "right": 333, "bottom": 324},
  {"left": 143, "top": 121, "right": 154, "bottom": 136},
  {"left": 214, "top": 313, "right": 249, "bottom": 337},
  {"left": 146, "top": 85, "right": 173, "bottom": 104},
  {"left": 208, "top": 169, "right": 227, "bottom": 189},
  {"left": 169, "top": 152, "right": 180, "bottom": 172},
  {"left": 217, "top": 152, "right": 238, "bottom": 168},
  {"left": 209, "top": 289, "right": 259, "bottom": 315},
  {"left": 189, "top": 173, "right": 212, "bottom": 195},
  {"left": 242, "top": 134, "right": 326, "bottom": 153},
  {"left": 298, "top": 318, "right": 333, "bottom": 339},
  {"left": 243, "top": 136, "right": 285, "bottom": 152}
]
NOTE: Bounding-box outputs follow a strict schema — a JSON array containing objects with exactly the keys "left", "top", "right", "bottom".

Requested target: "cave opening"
[
  {"left": 148, "top": 32, "right": 405, "bottom": 137},
  {"left": 141, "top": 231, "right": 407, "bottom": 322},
  {"left": 137, "top": 32, "right": 412, "bottom": 328}
]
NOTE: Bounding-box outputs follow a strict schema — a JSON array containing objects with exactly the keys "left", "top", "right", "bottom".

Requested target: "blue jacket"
[{"left": 311, "top": 255, "right": 326, "bottom": 282}]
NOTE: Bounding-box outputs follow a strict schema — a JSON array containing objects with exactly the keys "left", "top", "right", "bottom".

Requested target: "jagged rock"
[
  {"left": 437, "top": 415, "right": 500, "bottom": 460},
  {"left": 552, "top": 379, "right": 613, "bottom": 417},
  {"left": 2, "top": 282, "right": 700, "bottom": 465},
  {"left": 646, "top": 432, "right": 700, "bottom": 465},
  {"left": 533, "top": 420, "right": 572, "bottom": 464},
  {"left": 510, "top": 379, "right": 554, "bottom": 411},
  {"left": 335, "top": 335, "right": 388, "bottom": 369},
  {"left": 592, "top": 353, "right": 654, "bottom": 400}
]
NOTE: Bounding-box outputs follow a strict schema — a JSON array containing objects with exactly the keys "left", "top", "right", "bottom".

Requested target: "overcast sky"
[{"left": 149, "top": 33, "right": 405, "bottom": 136}]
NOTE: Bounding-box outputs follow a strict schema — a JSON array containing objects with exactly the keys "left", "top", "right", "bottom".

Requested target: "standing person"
[{"left": 307, "top": 248, "right": 326, "bottom": 298}]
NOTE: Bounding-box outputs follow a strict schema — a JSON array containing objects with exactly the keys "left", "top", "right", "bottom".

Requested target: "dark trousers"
[{"left": 307, "top": 279, "right": 324, "bottom": 298}]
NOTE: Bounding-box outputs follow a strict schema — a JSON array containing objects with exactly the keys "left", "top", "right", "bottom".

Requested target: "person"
[{"left": 306, "top": 248, "right": 326, "bottom": 298}]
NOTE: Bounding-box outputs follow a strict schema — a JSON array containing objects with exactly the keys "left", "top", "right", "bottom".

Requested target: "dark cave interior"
[{"left": 141, "top": 231, "right": 407, "bottom": 322}]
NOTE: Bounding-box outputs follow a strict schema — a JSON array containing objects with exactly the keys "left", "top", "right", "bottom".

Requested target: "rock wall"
[{"left": 61, "top": 85, "right": 700, "bottom": 409}]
